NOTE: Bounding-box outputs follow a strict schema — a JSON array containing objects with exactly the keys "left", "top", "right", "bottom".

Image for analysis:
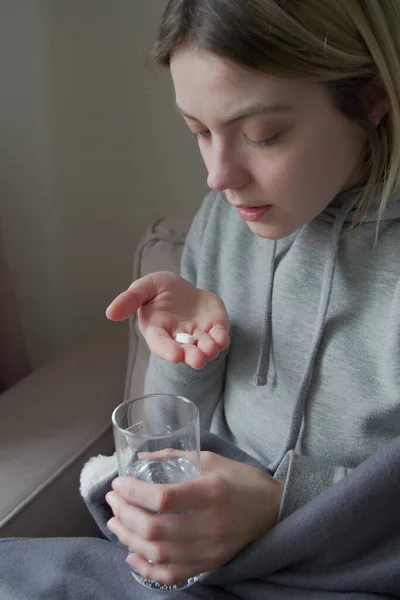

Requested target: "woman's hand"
[
  {"left": 106, "top": 452, "right": 284, "bottom": 586},
  {"left": 106, "top": 271, "right": 230, "bottom": 369}
]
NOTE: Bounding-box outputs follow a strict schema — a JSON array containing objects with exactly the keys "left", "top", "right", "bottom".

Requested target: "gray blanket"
[{"left": 1, "top": 433, "right": 399, "bottom": 599}]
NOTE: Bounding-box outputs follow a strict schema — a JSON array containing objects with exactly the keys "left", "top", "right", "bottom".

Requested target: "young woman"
[{"left": 2, "top": 2, "right": 400, "bottom": 599}]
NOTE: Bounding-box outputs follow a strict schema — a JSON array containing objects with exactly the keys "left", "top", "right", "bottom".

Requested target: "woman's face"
[{"left": 170, "top": 48, "right": 366, "bottom": 239}]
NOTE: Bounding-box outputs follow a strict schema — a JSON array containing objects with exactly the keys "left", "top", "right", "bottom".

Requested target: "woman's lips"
[{"left": 236, "top": 205, "right": 272, "bottom": 222}]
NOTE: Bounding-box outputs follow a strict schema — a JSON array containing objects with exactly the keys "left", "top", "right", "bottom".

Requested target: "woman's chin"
[{"left": 246, "top": 217, "right": 297, "bottom": 241}]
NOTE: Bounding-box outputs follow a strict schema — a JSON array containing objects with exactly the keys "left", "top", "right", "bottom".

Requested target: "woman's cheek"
[{"left": 253, "top": 152, "right": 305, "bottom": 205}]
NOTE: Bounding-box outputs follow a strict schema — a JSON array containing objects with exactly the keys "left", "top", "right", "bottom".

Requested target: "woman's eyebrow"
[{"left": 176, "top": 102, "right": 293, "bottom": 124}]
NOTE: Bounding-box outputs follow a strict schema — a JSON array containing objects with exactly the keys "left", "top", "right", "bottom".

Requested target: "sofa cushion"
[{"left": 124, "top": 214, "right": 192, "bottom": 402}]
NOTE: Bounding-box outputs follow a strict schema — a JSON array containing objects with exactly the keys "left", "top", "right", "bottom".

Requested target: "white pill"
[{"left": 175, "top": 332, "right": 195, "bottom": 345}]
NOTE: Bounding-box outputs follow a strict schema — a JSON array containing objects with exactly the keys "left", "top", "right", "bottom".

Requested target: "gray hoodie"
[
  {"left": 144, "top": 188, "right": 400, "bottom": 520},
  {"left": 2, "top": 188, "right": 400, "bottom": 600}
]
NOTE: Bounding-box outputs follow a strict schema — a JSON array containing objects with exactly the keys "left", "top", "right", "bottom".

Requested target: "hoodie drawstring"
[
  {"left": 254, "top": 240, "right": 277, "bottom": 386},
  {"left": 254, "top": 197, "right": 358, "bottom": 472}
]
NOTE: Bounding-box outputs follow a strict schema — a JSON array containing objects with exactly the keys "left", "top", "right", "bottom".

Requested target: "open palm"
[{"left": 106, "top": 271, "right": 230, "bottom": 369}]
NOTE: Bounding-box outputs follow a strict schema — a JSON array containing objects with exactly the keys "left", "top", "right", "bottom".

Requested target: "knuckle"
[
  {"left": 137, "top": 561, "right": 152, "bottom": 580},
  {"left": 127, "top": 490, "right": 139, "bottom": 505},
  {"left": 204, "top": 513, "right": 229, "bottom": 539},
  {"left": 144, "top": 518, "right": 163, "bottom": 541},
  {"left": 107, "top": 516, "right": 117, "bottom": 533},
  {"left": 151, "top": 544, "right": 169, "bottom": 565},
  {"left": 213, "top": 518, "right": 230, "bottom": 539},
  {"left": 157, "top": 488, "right": 175, "bottom": 512},
  {"left": 118, "top": 528, "right": 132, "bottom": 550},
  {"left": 118, "top": 503, "right": 129, "bottom": 526},
  {"left": 203, "top": 451, "right": 214, "bottom": 460},
  {"left": 201, "top": 451, "right": 215, "bottom": 468},
  {"left": 208, "top": 477, "right": 229, "bottom": 503},
  {"left": 119, "top": 481, "right": 136, "bottom": 504}
]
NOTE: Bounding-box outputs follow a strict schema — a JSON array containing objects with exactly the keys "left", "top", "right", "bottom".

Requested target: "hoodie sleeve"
[
  {"left": 274, "top": 450, "right": 353, "bottom": 521},
  {"left": 143, "top": 194, "right": 228, "bottom": 432}
]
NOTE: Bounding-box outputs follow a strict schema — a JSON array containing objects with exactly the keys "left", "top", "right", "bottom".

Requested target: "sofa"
[{"left": 0, "top": 214, "right": 193, "bottom": 538}]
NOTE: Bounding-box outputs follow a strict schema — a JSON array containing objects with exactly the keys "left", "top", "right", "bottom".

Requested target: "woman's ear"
[{"left": 368, "top": 80, "right": 390, "bottom": 127}]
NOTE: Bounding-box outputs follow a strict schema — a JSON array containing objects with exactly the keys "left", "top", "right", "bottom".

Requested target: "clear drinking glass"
[{"left": 112, "top": 394, "right": 202, "bottom": 592}]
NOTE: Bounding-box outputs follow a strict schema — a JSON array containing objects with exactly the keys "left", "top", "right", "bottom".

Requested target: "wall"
[{"left": 0, "top": 1, "right": 206, "bottom": 369}]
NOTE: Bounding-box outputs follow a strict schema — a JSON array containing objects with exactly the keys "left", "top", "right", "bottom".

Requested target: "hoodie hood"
[{"left": 320, "top": 185, "right": 400, "bottom": 224}]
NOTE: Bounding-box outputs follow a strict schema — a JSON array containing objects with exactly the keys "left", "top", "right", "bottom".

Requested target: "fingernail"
[
  {"left": 107, "top": 518, "right": 116, "bottom": 532},
  {"left": 105, "top": 492, "right": 113, "bottom": 505},
  {"left": 111, "top": 478, "right": 121, "bottom": 492},
  {"left": 126, "top": 553, "right": 137, "bottom": 567}
]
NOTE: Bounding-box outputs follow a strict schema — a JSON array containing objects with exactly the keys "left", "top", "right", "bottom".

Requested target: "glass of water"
[{"left": 112, "top": 394, "right": 202, "bottom": 592}]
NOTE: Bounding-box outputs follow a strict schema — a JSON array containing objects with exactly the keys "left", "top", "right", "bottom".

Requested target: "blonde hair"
[{"left": 154, "top": 0, "right": 400, "bottom": 224}]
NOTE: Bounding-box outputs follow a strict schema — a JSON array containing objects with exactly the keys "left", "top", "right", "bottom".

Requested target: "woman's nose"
[{"left": 206, "top": 146, "right": 250, "bottom": 192}]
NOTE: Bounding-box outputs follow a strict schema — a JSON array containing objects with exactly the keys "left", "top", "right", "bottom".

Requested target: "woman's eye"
[
  {"left": 191, "top": 130, "right": 211, "bottom": 140},
  {"left": 248, "top": 132, "right": 283, "bottom": 148},
  {"left": 189, "top": 129, "right": 283, "bottom": 146}
]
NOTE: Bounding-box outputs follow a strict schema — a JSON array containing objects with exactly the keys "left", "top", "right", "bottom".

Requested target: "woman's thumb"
[{"left": 106, "top": 274, "right": 158, "bottom": 321}]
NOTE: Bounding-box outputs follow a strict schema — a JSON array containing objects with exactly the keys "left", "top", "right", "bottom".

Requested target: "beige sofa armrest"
[
  {"left": 0, "top": 214, "right": 192, "bottom": 538},
  {"left": 0, "top": 323, "right": 127, "bottom": 538}
]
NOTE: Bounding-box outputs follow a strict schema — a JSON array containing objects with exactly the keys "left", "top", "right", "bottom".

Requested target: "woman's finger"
[
  {"left": 126, "top": 552, "right": 206, "bottom": 586},
  {"left": 194, "top": 330, "right": 219, "bottom": 360},
  {"left": 208, "top": 325, "right": 230, "bottom": 350},
  {"left": 172, "top": 325, "right": 214, "bottom": 365},
  {"left": 107, "top": 490, "right": 212, "bottom": 543},
  {"left": 112, "top": 472, "right": 221, "bottom": 514},
  {"left": 144, "top": 325, "right": 185, "bottom": 363},
  {"left": 137, "top": 448, "right": 191, "bottom": 461},
  {"left": 111, "top": 517, "right": 212, "bottom": 565},
  {"left": 108, "top": 517, "right": 203, "bottom": 565},
  {"left": 182, "top": 344, "right": 208, "bottom": 369}
]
